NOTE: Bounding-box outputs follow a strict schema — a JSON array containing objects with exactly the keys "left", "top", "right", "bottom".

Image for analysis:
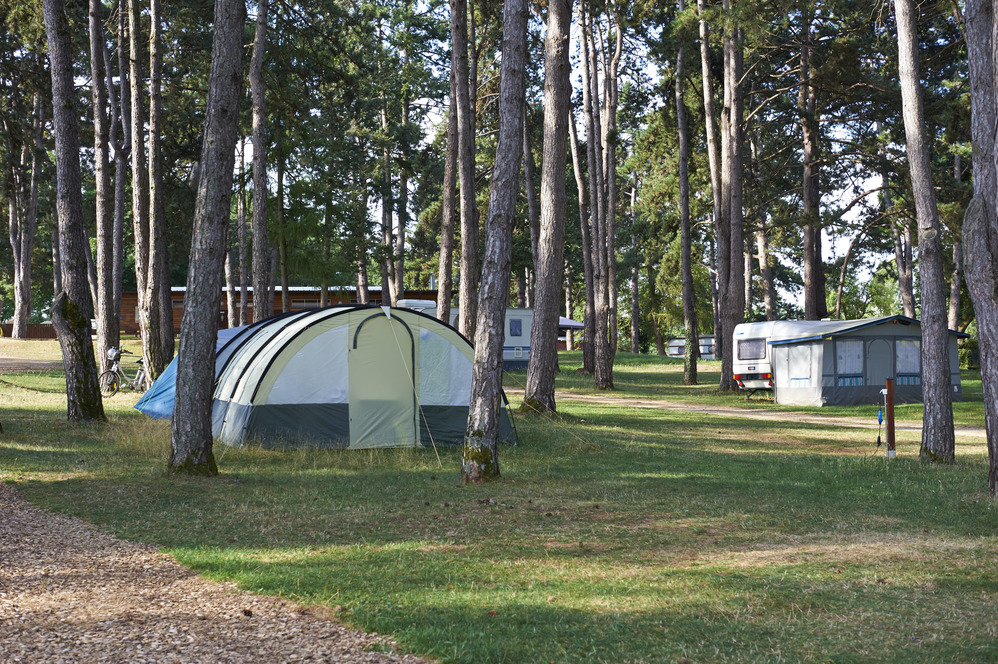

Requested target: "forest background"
[{"left": 0, "top": 0, "right": 973, "bottom": 352}]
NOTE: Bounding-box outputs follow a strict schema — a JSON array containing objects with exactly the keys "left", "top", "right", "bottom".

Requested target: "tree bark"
[
  {"left": 250, "top": 0, "right": 271, "bottom": 322},
  {"left": 51, "top": 222, "right": 62, "bottom": 296},
  {"left": 568, "top": 114, "right": 595, "bottom": 373},
  {"left": 891, "top": 216, "right": 917, "bottom": 317},
  {"left": 437, "top": 72, "right": 458, "bottom": 323},
  {"left": 895, "top": 0, "right": 955, "bottom": 463},
  {"left": 238, "top": 140, "right": 248, "bottom": 325},
  {"left": 395, "top": 87, "right": 409, "bottom": 304},
  {"left": 677, "top": 4, "right": 698, "bottom": 385},
  {"left": 948, "top": 241, "right": 962, "bottom": 330},
  {"left": 276, "top": 123, "right": 289, "bottom": 313},
  {"left": 565, "top": 273, "right": 574, "bottom": 351},
  {"left": 603, "top": 21, "right": 623, "bottom": 360},
  {"left": 522, "top": 109, "right": 540, "bottom": 299},
  {"left": 948, "top": 156, "right": 963, "bottom": 330},
  {"left": 713, "top": 1, "right": 743, "bottom": 392},
  {"left": 630, "top": 229, "right": 639, "bottom": 354},
  {"left": 756, "top": 229, "right": 776, "bottom": 321},
  {"left": 463, "top": 0, "right": 527, "bottom": 484},
  {"left": 148, "top": 0, "right": 169, "bottom": 376},
  {"left": 699, "top": 0, "right": 729, "bottom": 381},
  {"left": 649, "top": 265, "right": 665, "bottom": 356},
  {"left": 452, "top": 0, "right": 478, "bottom": 338},
  {"left": 10, "top": 95, "right": 40, "bottom": 340},
  {"left": 90, "top": 0, "right": 114, "bottom": 366},
  {"left": 170, "top": 0, "right": 244, "bottom": 475},
  {"left": 111, "top": 10, "right": 128, "bottom": 345},
  {"left": 225, "top": 249, "right": 236, "bottom": 327},
  {"left": 523, "top": 0, "right": 571, "bottom": 413},
  {"left": 43, "top": 0, "right": 106, "bottom": 423},
  {"left": 799, "top": 10, "right": 826, "bottom": 321},
  {"left": 128, "top": 0, "right": 162, "bottom": 381},
  {"left": 963, "top": 0, "right": 998, "bottom": 493},
  {"left": 580, "top": 4, "right": 612, "bottom": 390}
]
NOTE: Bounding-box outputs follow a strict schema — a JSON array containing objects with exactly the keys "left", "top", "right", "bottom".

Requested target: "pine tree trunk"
[
  {"left": 147, "top": 0, "right": 167, "bottom": 378},
  {"left": 727, "top": 18, "right": 745, "bottom": 371},
  {"left": 111, "top": 16, "right": 127, "bottom": 345},
  {"left": 676, "top": 6, "right": 698, "bottom": 385},
  {"left": 11, "top": 94, "right": 40, "bottom": 340},
  {"left": 699, "top": 0, "right": 728, "bottom": 378},
  {"left": 568, "top": 115, "right": 595, "bottom": 373},
  {"left": 43, "top": 0, "right": 105, "bottom": 423},
  {"left": 630, "top": 231, "right": 639, "bottom": 354},
  {"left": 452, "top": 0, "right": 478, "bottom": 338},
  {"left": 225, "top": 250, "right": 237, "bottom": 327},
  {"left": 649, "top": 266, "right": 665, "bottom": 356},
  {"left": 170, "top": 0, "right": 245, "bottom": 476},
  {"left": 90, "top": 0, "right": 114, "bottom": 366},
  {"left": 962, "top": 0, "right": 998, "bottom": 493},
  {"left": 522, "top": 110, "right": 540, "bottom": 302},
  {"left": 238, "top": 141, "right": 248, "bottom": 325},
  {"left": 395, "top": 95, "right": 409, "bottom": 303},
  {"left": 895, "top": 0, "right": 955, "bottom": 463},
  {"left": 463, "top": 0, "right": 527, "bottom": 484},
  {"left": 436, "top": 73, "right": 458, "bottom": 323},
  {"left": 948, "top": 242, "right": 962, "bottom": 330},
  {"left": 523, "top": 0, "right": 571, "bottom": 413},
  {"left": 756, "top": 229, "right": 776, "bottom": 321},
  {"left": 276, "top": 125, "right": 289, "bottom": 313},
  {"left": 565, "top": 274, "right": 574, "bottom": 351},
  {"left": 580, "top": 5, "right": 612, "bottom": 390},
  {"left": 128, "top": 0, "right": 158, "bottom": 378},
  {"left": 250, "top": 0, "right": 271, "bottom": 322},
  {"left": 799, "top": 11, "right": 826, "bottom": 321},
  {"left": 603, "top": 26, "right": 623, "bottom": 360}
]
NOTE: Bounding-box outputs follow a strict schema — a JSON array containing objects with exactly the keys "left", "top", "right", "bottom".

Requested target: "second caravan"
[{"left": 731, "top": 321, "right": 778, "bottom": 392}]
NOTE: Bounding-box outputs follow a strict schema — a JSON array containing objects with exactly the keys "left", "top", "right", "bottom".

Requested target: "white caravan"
[
  {"left": 397, "top": 300, "right": 534, "bottom": 371},
  {"left": 731, "top": 321, "right": 778, "bottom": 392}
]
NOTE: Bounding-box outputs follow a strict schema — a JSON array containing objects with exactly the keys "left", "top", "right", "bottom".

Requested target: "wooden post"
[{"left": 886, "top": 377, "right": 896, "bottom": 459}]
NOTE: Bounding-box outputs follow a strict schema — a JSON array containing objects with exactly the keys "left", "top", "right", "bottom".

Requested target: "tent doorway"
[
  {"left": 867, "top": 338, "right": 892, "bottom": 388},
  {"left": 349, "top": 311, "right": 417, "bottom": 447}
]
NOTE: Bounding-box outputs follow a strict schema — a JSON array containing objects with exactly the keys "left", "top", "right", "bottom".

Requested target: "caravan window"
[
  {"left": 737, "top": 338, "right": 767, "bottom": 360},
  {"left": 896, "top": 339, "right": 921, "bottom": 374},
  {"left": 836, "top": 339, "right": 864, "bottom": 376},
  {"left": 509, "top": 318, "right": 522, "bottom": 337}
]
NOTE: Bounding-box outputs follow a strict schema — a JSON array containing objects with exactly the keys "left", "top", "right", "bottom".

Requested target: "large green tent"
[{"left": 211, "top": 306, "right": 515, "bottom": 449}]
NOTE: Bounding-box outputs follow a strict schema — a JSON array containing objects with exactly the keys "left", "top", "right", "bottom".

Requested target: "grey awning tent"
[
  {"left": 767, "top": 315, "right": 967, "bottom": 407},
  {"left": 210, "top": 306, "right": 515, "bottom": 449}
]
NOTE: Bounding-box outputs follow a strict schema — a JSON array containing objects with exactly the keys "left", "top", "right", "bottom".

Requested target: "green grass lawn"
[{"left": 1, "top": 348, "right": 995, "bottom": 663}]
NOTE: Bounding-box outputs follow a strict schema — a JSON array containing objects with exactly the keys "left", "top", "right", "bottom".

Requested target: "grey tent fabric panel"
[
  {"left": 418, "top": 405, "right": 516, "bottom": 447},
  {"left": 772, "top": 386, "right": 824, "bottom": 406},
  {"left": 245, "top": 404, "right": 351, "bottom": 449},
  {"left": 215, "top": 401, "right": 253, "bottom": 447},
  {"left": 418, "top": 406, "right": 467, "bottom": 447}
]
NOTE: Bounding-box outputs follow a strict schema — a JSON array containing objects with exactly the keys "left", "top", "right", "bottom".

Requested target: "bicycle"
[{"left": 99, "top": 347, "right": 146, "bottom": 397}]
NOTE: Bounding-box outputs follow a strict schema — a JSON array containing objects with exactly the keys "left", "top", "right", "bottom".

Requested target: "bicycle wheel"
[{"left": 99, "top": 371, "right": 120, "bottom": 397}]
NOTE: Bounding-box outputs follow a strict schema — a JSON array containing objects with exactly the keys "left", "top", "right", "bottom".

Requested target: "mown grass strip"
[{"left": 1, "top": 350, "right": 995, "bottom": 663}]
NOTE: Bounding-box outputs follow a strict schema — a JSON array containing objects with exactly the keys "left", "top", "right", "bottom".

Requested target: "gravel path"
[{"left": 0, "top": 483, "right": 428, "bottom": 664}]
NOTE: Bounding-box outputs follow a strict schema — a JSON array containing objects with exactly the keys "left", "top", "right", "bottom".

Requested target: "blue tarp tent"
[{"left": 134, "top": 325, "right": 249, "bottom": 419}]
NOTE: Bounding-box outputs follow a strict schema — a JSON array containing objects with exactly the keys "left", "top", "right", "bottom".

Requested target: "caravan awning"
[{"left": 767, "top": 315, "right": 969, "bottom": 346}]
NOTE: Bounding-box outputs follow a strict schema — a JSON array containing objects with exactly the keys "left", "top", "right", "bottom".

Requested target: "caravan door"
[{"left": 348, "top": 312, "right": 418, "bottom": 448}]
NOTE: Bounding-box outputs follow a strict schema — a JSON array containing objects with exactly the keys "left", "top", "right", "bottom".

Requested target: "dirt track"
[
  {"left": 0, "top": 358, "right": 64, "bottom": 372},
  {"left": 0, "top": 483, "right": 426, "bottom": 664}
]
